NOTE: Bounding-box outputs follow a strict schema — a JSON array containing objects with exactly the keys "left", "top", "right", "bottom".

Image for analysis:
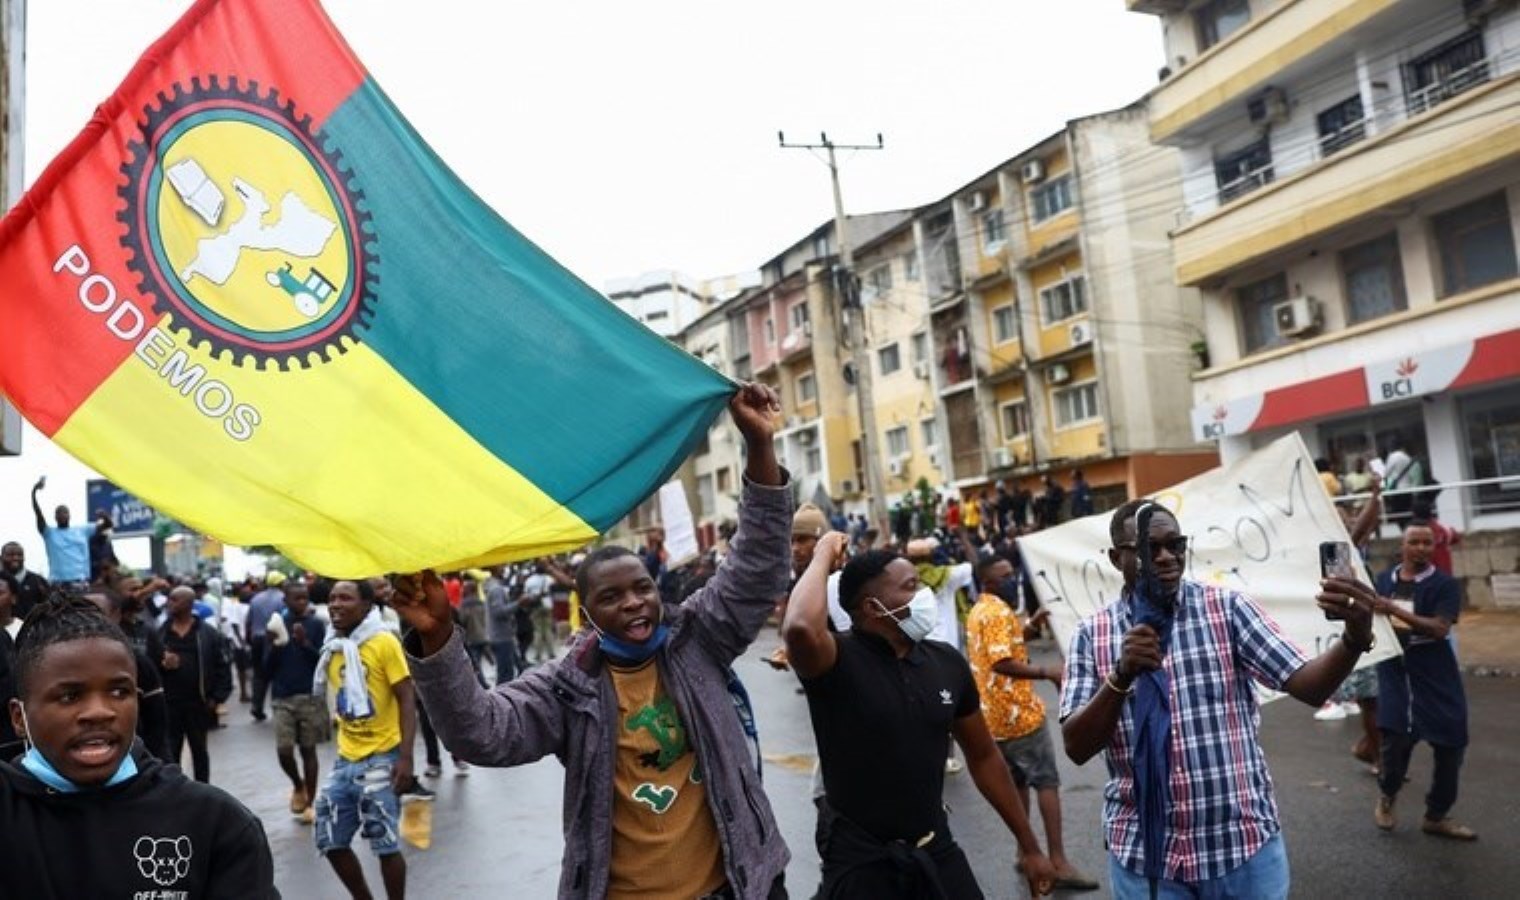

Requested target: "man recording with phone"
[
  {"left": 1059, "top": 500, "right": 1375, "bottom": 899},
  {"left": 1369, "top": 520, "right": 1474, "bottom": 840}
]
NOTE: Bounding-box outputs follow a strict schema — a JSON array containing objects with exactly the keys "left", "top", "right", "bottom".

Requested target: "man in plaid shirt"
[{"left": 1059, "top": 499, "right": 1377, "bottom": 898}]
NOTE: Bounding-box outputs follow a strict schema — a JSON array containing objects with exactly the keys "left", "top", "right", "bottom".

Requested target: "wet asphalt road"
[{"left": 202, "top": 633, "right": 1519, "bottom": 898}]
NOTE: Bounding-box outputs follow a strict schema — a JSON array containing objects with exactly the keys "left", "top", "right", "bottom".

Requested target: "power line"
[{"left": 779, "top": 130, "right": 892, "bottom": 528}]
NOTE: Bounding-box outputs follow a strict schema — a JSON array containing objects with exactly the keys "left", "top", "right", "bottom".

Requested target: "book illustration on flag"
[{"left": 0, "top": 0, "right": 734, "bottom": 577}]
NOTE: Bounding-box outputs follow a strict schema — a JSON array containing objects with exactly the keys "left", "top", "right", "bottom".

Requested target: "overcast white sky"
[{"left": 0, "top": 0, "right": 1162, "bottom": 577}]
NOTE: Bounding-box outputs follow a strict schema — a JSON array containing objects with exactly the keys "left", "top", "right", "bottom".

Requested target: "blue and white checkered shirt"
[{"left": 1058, "top": 580, "right": 1309, "bottom": 883}]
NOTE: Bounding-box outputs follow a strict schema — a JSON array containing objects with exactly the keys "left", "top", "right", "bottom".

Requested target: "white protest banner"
[
  {"left": 1019, "top": 432, "right": 1399, "bottom": 695},
  {"left": 657, "top": 479, "right": 701, "bottom": 570}
]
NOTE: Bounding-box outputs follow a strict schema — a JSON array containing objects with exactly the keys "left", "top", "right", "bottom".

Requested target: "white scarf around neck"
[{"left": 313, "top": 606, "right": 387, "bottom": 719}]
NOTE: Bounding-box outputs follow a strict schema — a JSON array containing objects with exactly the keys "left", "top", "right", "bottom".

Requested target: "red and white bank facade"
[{"left": 1190, "top": 289, "right": 1520, "bottom": 532}]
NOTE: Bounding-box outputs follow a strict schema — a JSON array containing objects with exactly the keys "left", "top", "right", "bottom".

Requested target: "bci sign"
[{"left": 1379, "top": 376, "right": 1415, "bottom": 400}]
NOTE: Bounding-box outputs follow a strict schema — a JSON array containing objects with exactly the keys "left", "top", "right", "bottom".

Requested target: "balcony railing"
[
  {"left": 1407, "top": 55, "right": 1491, "bottom": 117},
  {"left": 1217, "top": 165, "right": 1274, "bottom": 204},
  {"left": 1317, "top": 118, "right": 1367, "bottom": 158}
]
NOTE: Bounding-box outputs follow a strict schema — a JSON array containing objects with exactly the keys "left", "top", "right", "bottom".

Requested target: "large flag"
[{"left": 0, "top": 0, "right": 732, "bottom": 576}]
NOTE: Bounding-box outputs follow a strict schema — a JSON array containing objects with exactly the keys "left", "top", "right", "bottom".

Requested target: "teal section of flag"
[{"left": 323, "top": 81, "right": 734, "bottom": 531}]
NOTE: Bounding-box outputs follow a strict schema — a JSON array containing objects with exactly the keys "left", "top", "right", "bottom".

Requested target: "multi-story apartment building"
[
  {"left": 604, "top": 270, "right": 712, "bottom": 339},
  {"left": 854, "top": 218, "right": 951, "bottom": 501},
  {"left": 677, "top": 300, "right": 746, "bottom": 543},
  {"left": 731, "top": 213, "right": 913, "bottom": 515},
  {"left": 603, "top": 271, "right": 759, "bottom": 546},
  {"left": 927, "top": 103, "right": 1217, "bottom": 512},
  {"left": 1132, "top": 0, "right": 1520, "bottom": 531},
  {"left": 607, "top": 99, "right": 1230, "bottom": 543}
]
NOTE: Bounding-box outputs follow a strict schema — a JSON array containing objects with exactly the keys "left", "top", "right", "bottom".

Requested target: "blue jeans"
[
  {"left": 314, "top": 749, "right": 402, "bottom": 857},
  {"left": 1109, "top": 833, "right": 1288, "bottom": 899}
]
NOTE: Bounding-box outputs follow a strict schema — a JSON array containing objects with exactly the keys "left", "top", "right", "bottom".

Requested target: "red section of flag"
[
  {"left": 0, "top": 0, "right": 364, "bottom": 435},
  {"left": 1449, "top": 328, "right": 1520, "bottom": 390},
  {"left": 1249, "top": 368, "right": 1368, "bottom": 432}
]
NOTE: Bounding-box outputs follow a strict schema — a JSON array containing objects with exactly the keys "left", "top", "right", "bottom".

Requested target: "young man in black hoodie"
[{"left": 2, "top": 594, "right": 277, "bottom": 897}]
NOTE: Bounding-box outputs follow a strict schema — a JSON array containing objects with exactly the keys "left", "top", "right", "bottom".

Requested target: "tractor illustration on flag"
[{"left": 266, "top": 262, "right": 335, "bottom": 318}]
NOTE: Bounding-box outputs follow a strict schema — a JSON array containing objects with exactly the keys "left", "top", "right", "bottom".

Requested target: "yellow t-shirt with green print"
[{"left": 606, "top": 659, "right": 726, "bottom": 899}]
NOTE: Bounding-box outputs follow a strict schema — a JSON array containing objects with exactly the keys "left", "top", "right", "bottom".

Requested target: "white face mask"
[{"left": 869, "top": 587, "right": 937, "bottom": 642}]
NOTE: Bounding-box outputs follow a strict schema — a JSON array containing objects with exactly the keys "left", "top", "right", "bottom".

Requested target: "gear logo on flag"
[{"left": 117, "top": 75, "right": 379, "bottom": 367}]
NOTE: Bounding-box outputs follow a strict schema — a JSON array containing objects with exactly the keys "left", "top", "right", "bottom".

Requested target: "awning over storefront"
[{"left": 1192, "top": 327, "right": 1520, "bottom": 441}]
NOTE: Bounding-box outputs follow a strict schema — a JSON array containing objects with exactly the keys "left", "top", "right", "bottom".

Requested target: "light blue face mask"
[
  {"left": 17, "top": 706, "right": 137, "bottom": 792},
  {"left": 870, "top": 587, "right": 938, "bottom": 642}
]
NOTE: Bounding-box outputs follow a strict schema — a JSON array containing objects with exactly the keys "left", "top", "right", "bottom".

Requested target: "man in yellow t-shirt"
[
  {"left": 965, "top": 555, "right": 1098, "bottom": 891},
  {"left": 312, "top": 578, "right": 417, "bottom": 900},
  {"left": 963, "top": 492, "right": 982, "bottom": 535}
]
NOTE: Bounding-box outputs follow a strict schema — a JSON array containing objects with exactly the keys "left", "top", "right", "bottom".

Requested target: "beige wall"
[
  {"left": 1072, "top": 103, "right": 1206, "bottom": 455},
  {"left": 860, "top": 226, "right": 947, "bottom": 493}
]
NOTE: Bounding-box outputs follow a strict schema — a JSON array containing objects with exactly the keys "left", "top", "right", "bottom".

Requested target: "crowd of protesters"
[{"left": 0, "top": 386, "right": 1483, "bottom": 899}]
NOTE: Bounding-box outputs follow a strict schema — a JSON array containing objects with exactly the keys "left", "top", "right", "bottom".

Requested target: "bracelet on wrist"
[
  {"left": 1104, "top": 671, "right": 1135, "bottom": 696},
  {"left": 1342, "top": 632, "right": 1375, "bottom": 655}
]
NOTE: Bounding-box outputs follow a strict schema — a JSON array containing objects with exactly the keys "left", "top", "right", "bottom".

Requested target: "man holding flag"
[
  {"left": 391, "top": 382, "right": 792, "bottom": 900},
  {"left": 1059, "top": 499, "right": 1377, "bottom": 898}
]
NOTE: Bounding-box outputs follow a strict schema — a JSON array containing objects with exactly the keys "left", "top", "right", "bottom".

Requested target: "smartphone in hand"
[{"left": 1319, "top": 540, "right": 1357, "bottom": 620}]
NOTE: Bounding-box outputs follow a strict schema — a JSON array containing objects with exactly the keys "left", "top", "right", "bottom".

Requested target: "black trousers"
[
  {"left": 248, "top": 636, "right": 269, "bottom": 714},
  {"left": 1379, "top": 728, "right": 1465, "bottom": 819},
  {"left": 818, "top": 809, "right": 982, "bottom": 900},
  {"left": 166, "top": 703, "right": 211, "bottom": 783},
  {"left": 417, "top": 697, "right": 441, "bottom": 767}
]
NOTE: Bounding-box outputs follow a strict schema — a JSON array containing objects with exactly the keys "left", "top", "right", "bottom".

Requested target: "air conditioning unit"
[
  {"left": 1247, "top": 87, "right": 1289, "bottom": 127},
  {"left": 912, "top": 360, "right": 930, "bottom": 380},
  {"left": 1068, "top": 321, "right": 1093, "bottom": 346},
  {"left": 1048, "top": 362, "right": 1072, "bottom": 385},
  {"left": 991, "top": 447, "right": 1014, "bottom": 469},
  {"left": 889, "top": 459, "right": 906, "bottom": 477},
  {"left": 1272, "top": 296, "right": 1320, "bottom": 338},
  {"left": 969, "top": 190, "right": 989, "bottom": 212},
  {"left": 1020, "top": 159, "right": 1046, "bottom": 184}
]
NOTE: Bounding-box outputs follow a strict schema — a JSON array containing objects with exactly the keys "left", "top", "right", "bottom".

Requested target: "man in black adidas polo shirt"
[{"left": 784, "top": 533, "right": 1054, "bottom": 898}]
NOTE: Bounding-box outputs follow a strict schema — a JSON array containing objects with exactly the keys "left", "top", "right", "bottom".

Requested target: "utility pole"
[{"left": 778, "top": 131, "right": 889, "bottom": 535}]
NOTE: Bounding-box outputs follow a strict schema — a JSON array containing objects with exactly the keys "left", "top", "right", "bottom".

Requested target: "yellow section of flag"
[{"left": 57, "top": 323, "right": 596, "bottom": 575}]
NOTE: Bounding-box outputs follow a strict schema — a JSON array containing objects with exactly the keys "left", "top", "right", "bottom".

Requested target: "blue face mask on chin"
[
  {"left": 18, "top": 706, "right": 137, "bottom": 792},
  {"left": 590, "top": 614, "right": 670, "bottom": 664},
  {"left": 21, "top": 744, "right": 137, "bottom": 793}
]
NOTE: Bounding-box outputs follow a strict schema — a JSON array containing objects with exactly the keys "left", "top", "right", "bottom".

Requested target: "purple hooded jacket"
[{"left": 405, "top": 476, "right": 792, "bottom": 898}]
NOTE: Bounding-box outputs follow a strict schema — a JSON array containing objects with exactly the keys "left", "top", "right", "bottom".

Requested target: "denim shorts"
[{"left": 314, "top": 749, "right": 401, "bottom": 857}]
